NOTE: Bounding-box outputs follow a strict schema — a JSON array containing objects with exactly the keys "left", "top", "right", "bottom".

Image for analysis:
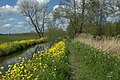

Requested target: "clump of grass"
[
  {"left": 0, "top": 41, "right": 70, "bottom": 80},
  {"left": 0, "top": 38, "right": 46, "bottom": 57},
  {"left": 75, "top": 33, "right": 120, "bottom": 54},
  {"left": 66, "top": 40, "right": 120, "bottom": 80}
]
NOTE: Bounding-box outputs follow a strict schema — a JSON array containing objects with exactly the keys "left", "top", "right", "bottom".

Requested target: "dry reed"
[{"left": 75, "top": 33, "right": 120, "bottom": 54}]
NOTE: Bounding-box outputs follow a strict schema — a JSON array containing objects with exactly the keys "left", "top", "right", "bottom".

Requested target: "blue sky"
[
  {"left": 0, "top": 0, "right": 17, "bottom": 7},
  {"left": 0, "top": 0, "right": 68, "bottom": 34}
]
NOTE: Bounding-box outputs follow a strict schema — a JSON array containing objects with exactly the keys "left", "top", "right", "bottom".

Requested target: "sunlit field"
[
  {"left": 0, "top": 33, "right": 39, "bottom": 44},
  {"left": 0, "top": 41, "right": 70, "bottom": 80}
]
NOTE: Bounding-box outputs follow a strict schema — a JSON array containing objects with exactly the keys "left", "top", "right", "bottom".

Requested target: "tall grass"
[
  {"left": 75, "top": 33, "right": 120, "bottom": 54},
  {"left": 66, "top": 40, "right": 120, "bottom": 80},
  {"left": 0, "top": 38, "right": 46, "bottom": 57}
]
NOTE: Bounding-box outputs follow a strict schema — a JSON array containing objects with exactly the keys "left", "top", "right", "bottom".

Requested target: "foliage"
[
  {"left": 66, "top": 40, "right": 120, "bottom": 80},
  {"left": 53, "top": 0, "right": 120, "bottom": 37},
  {"left": 0, "top": 38, "right": 46, "bottom": 57},
  {"left": 46, "top": 26, "right": 66, "bottom": 42},
  {"left": 82, "top": 21, "right": 120, "bottom": 37},
  {"left": 0, "top": 41, "right": 70, "bottom": 80}
]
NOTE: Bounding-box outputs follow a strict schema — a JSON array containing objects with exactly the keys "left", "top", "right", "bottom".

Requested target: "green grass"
[
  {"left": 0, "top": 38, "right": 46, "bottom": 57},
  {"left": 0, "top": 33, "right": 39, "bottom": 44},
  {"left": 65, "top": 39, "right": 120, "bottom": 80}
]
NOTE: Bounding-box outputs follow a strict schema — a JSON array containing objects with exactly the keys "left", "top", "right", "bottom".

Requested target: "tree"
[
  {"left": 53, "top": 0, "right": 82, "bottom": 37},
  {"left": 85, "top": 0, "right": 111, "bottom": 36},
  {"left": 17, "top": 0, "right": 49, "bottom": 37},
  {"left": 79, "top": 0, "right": 85, "bottom": 33}
]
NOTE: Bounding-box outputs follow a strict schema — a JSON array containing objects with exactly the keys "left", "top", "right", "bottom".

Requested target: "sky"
[
  {"left": 0, "top": 0, "right": 68, "bottom": 34},
  {"left": 0, "top": 0, "right": 119, "bottom": 34}
]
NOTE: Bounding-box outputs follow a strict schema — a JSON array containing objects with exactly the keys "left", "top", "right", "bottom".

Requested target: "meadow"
[{"left": 0, "top": 33, "right": 39, "bottom": 44}]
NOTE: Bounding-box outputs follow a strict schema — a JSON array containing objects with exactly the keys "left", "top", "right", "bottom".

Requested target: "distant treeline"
[{"left": 83, "top": 21, "right": 120, "bottom": 37}]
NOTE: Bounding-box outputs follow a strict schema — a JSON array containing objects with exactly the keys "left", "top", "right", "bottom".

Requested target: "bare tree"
[{"left": 17, "top": 0, "right": 48, "bottom": 37}]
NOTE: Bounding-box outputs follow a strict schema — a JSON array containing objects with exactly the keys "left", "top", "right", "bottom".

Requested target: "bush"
[{"left": 46, "top": 26, "right": 66, "bottom": 42}]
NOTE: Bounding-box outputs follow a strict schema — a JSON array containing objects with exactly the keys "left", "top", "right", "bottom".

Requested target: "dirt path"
[{"left": 69, "top": 53, "right": 79, "bottom": 80}]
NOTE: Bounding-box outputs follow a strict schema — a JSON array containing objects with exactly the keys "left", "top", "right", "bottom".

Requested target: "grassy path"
[
  {"left": 69, "top": 53, "right": 79, "bottom": 80},
  {"left": 66, "top": 40, "right": 120, "bottom": 80},
  {"left": 66, "top": 40, "right": 80, "bottom": 80}
]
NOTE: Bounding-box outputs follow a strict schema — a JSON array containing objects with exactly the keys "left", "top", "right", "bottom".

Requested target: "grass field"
[
  {"left": 66, "top": 40, "right": 120, "bottom": 80},
  {"left": 0, "top": 33, "right": 39, "bottom": 44}
]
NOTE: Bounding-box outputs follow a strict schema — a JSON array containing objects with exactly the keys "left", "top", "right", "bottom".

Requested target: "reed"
[{"left": 75, "top": 33, "right": 120, "bottom": 54}]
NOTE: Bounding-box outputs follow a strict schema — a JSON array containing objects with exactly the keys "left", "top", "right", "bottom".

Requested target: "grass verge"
[
  {"left": 0, "top": 38, "right": 46, "bottom": 57},
  {"left": 65, "top": 39, "right": 120, "bottom": 80}
]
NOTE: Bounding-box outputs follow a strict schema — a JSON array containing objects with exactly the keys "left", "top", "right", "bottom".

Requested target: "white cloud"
[
  {"left": 0, "top": 18, "right": 16, "bottom": 23},
  {"left": 37, "top": 0, "right": 50, "bottom": 7},
  {"left": 26, "top": 17, "right": 30, "bottom": 22},
  {"left": 8, "top": 18, "right": 16, "bottom": 21},
  {"left": 18, "top": 21, "right": 26, "bottom": 26},
  {"left": 1, "top": 24, "right": 13, "bottom": 29},
  {"left": 0, "top": 5, "right": 19, "bottom": 15},
  {"left": 53, "top": 5, "right": 59, "bottom": 11}
]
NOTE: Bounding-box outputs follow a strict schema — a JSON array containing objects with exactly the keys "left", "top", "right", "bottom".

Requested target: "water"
[{"left": 0, "top": 43, "right": 49, "bottom": 75}]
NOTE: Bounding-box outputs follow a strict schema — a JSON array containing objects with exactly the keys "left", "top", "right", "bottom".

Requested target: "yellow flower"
[
  {"left": 21, "top": 66, "right": 24, "bottom": 69},
  {"left": 0, "top": 66, "right": 4, "bottom": 70},
  {"left": 34, "top": 78, "right": 38, "bottom": 80},
  {"left": 0, "top": 71, "right": 2, "bottom": 74},
  {"left": 52, "top": 60, "right": 55, "bottom": 63},
  {"left": 8, "top": 65, "right": 12, "bottom": 68},
  {"left": 24, "top": 69, "right": 27, "bottom": 73},
  {"left": 34, "top": 67, "right": 37, "bottom": 71},
  {"left": 54, "top": 68, "right": 56, "bottom": 71},
  {"left": 42, "top": 69, "right": 45, "bottom": 72},
  {"left": 27, "top": 76, "right": 31, "bottom": 79},
  {"left": 0, "top": 41, "right": 66, "bottom": 79}
]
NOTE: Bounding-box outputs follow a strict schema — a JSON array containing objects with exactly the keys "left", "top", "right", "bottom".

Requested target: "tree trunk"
[
  {"left": 29, "top": 15, "right": 42, "bottom": 38},
  {"left": 79, "top": 0, "right": 85, "bottom": 33},
  {"left": 41, "top": 11, "right": 46, "bottom": 37}
]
